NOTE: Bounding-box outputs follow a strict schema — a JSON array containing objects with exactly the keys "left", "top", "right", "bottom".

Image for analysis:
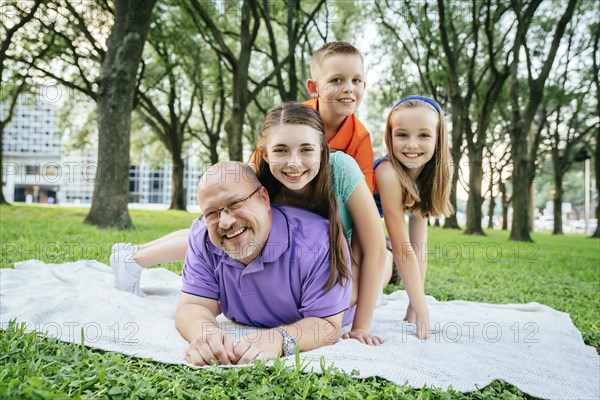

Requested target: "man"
[{"left": 175, "top": 161, "right": 352, "bottom": 366}]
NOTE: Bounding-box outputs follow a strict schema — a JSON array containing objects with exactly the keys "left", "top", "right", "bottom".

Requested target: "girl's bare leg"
[
  {"left": 137, "top": 229, "right": 191, "bottom": 250},
  {"left": 111, "top": 229, "right": 190, "bottom": 296},
  {"left": 133, "top": 235, "right": 189, "bottom": 267}
]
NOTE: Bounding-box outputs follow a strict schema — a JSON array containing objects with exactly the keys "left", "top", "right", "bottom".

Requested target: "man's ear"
[
  {"left": 259, "top": 185, "right": 270, "bottom": 206},
  {"left": 306, "top": 79, "right": 318, "bottom": 98}
]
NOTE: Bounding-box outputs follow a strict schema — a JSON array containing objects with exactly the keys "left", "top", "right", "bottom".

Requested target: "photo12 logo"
[
  {"left": 1, "top": 321, "right": 140, "bottom": 345},
  {"left": 401, "top": 321, "right": 540, "bottom": 344}
]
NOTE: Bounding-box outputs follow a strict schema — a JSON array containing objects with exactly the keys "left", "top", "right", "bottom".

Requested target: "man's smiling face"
[{"left": 198, "top": 163, "right": 271, "bottom": 265}]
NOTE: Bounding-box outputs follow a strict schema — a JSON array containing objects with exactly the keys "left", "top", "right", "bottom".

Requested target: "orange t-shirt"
[{"left": 249, "top": 98, "right": 375, "bottom": 191}]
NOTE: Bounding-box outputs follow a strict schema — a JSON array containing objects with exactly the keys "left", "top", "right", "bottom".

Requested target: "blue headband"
[{"left": 393, "top": 95, "right": 440, "bottom": 113}]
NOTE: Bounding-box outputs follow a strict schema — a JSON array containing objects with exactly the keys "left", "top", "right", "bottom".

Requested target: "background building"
[
  {"left": 1, "top": 98, "right": 200, "bottom": 207},
  {"left": 2, "top": 99, "right": 62, "bottom": 204}
]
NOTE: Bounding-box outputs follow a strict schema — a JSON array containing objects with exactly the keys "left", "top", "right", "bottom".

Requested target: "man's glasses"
[{"left": 203, "top": 186, "right": 263, "bottom": 224}]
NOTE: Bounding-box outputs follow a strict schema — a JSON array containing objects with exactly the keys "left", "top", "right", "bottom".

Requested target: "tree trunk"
[
  {"left": 508, "top": 0, "right": 576, "bottom": 241},
  {"left": 465, "top": 151, "right": 485, "bottom": 235},
  {"left": 0, "top": 126, "right": 9, "bottom": 205},
  {"left": 509, "top": 126, "right": 533, "bottom": 242},
  {"left": 84, "top": 0, "right": 156, "bottom": 229},
  {"left": 226, "top": 60, "right": 249, "bottom": 161},
  {"left": 500, "top": 181, "right": 509, "bottom": 230},
  {"left": 169, "top": 153, "right": 185, "bottom": 210},
  {"left": 444, "top": 112, "right": 461, "bottom": 229},
  {"left": 225, "top": 109, "right": 244, "bottom": 161},
  {"left": 593, "top": 127, "right": 600, "bottom": 238},
  {"left": 486, "top": 158, "right": 495, "bottom": 229},
  {"left": 487, "top": 195, "right": 495, "bottom": 229},
  {"left": 592, "top": 19, "right": 600, "bottom": 239},
  {"left": 552, "top": 175, "right": 563, "bottom": 235},
  {"left": 444, "top": 192, "right": 460, "bottom": 228},
  {"left": 209, "top": 138, "right": 219, "bottom": 164}
]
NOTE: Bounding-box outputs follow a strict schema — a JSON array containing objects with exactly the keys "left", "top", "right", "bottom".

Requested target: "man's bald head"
[{"left": 199, "top": 161, "right": 259, "bottom": 192}]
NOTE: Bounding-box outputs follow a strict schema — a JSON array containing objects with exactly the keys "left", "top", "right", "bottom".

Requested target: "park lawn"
[{"left": 1, "top": 204, "right": 598, "bottom": 399}]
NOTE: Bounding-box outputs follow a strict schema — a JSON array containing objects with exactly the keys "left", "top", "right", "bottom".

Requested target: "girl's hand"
[{"left": 342, "top": 329, "right": 384, "bottom": 346}]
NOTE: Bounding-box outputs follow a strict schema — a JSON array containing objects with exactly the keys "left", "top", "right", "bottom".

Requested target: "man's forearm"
[
  {"left": 175, "top": 303, "right": 220, "bottom": 342},
  {"left": 278, "top": 315, "right": 342, "bottom": 353}
]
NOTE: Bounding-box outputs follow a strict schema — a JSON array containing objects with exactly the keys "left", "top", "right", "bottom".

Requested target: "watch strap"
[{"left": 274, "top": 327, "right": 296, "bottom": 357}]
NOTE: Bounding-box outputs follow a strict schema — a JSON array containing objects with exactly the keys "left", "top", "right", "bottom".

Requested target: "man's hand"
[
  {"left": 342, "top": 328, "right": 384, "bottom": 345},
  {"left": 233, "top": 330, "right": 284, "bottom": 364},
  {"left": 185, "top": 327, "right": 235, "bottom": 366}
]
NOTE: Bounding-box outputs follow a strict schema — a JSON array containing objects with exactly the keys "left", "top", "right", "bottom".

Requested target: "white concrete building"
[
  {"left": 2, "top": 98, "right": 201, "bottom": 207},
  {"left": 2, "top": 99, "right": 62, "bottom": 203}
]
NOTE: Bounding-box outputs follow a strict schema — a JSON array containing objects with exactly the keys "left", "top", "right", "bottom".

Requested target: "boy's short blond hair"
[{"left": 310, "top": 41, "right": 364, "bottom": 77}]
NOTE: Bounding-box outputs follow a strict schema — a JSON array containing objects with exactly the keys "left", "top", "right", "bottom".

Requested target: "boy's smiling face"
[{"left": 307, "top": 53, "right": 366, "bottom": 121}]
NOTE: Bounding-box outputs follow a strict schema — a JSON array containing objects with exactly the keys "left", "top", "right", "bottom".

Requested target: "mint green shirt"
[{"left": 329, "top": 151, "right": 364, "bottom": 242}]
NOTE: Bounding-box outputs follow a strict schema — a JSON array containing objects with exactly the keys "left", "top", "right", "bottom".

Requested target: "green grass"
[{"left": 1, "top": 204, "right": 598, "bottom": 399}]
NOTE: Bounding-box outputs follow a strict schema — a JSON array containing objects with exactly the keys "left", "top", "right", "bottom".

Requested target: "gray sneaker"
[{"left": 110, "top": 244, "right": 145, "bottom": 297}]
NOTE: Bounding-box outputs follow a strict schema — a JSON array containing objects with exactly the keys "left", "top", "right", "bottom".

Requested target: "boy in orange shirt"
[
  {"left": 251, "top": 42, "right": 375, "bottom": 191},
  {"left": 305, "top": 41, "right": 374, "bottom": 191}
]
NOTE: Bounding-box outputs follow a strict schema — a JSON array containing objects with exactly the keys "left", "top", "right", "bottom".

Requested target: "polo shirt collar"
[
  {"left": 260, "top": 206, "right": 290, "bottom": 262},
  {"left": 310, "top": 98, "right": 354, "bottom": 152}
]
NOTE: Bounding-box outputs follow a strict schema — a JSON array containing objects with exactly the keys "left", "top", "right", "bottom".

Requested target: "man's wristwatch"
[{"left": 274, "top": 327, "right": 296, "bottom": 357}]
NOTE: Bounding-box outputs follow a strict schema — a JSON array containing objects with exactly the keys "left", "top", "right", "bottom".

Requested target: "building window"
[{"left": 26, "top": 165, "right": 40, "bottom": 175}]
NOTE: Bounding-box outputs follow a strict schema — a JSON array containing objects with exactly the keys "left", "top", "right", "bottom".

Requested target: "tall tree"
[
  {"left": 189, "top": 59, "right": 227, "bottom": 165},
  {"left": 484, "top": 136, "right": 511, "bottom": 230},
  {"left": 84, "top": 0, "right": 157, "bottom": 228},
  {"left": 436, "top": 0, "right": 515, "bottom": 235},
  {"left": 135, "top": 6, "right": 198, "bottom": 210},
  {"left": 482, "top": 88, "right": 512, "bottom": 230},
  {"left": 592, "top": 18, "right": 600, "bottom": 238},
  {"left": 508, "top": 0, "right": 578, "bottom": 241},
  {"left": 15, "top": 1, "right": 110, "bottom": 101},
  {"left": 186, "top": 0, "right": 325, "bottom": 161},
  {"left": 187, "top": 0, "right": 258, "bottom": 161},
  {"left": 543, "top": 24, "right": 596, "bottom": 235},
  {"left": 258, "top": 0, "right": 303, "bottom": 102},
  {"left": 0, "top": 0, "right": 45, "bottom": 205}
]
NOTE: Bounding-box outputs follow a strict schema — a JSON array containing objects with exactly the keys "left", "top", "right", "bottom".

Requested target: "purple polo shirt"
[{"left": 181, "top": 205, "right": 353, "bottom": 328}]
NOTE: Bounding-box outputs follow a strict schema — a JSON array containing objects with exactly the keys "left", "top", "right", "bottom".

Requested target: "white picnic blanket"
[{"left": 1, "top": 260, "right": 598, "bottom": 400}]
